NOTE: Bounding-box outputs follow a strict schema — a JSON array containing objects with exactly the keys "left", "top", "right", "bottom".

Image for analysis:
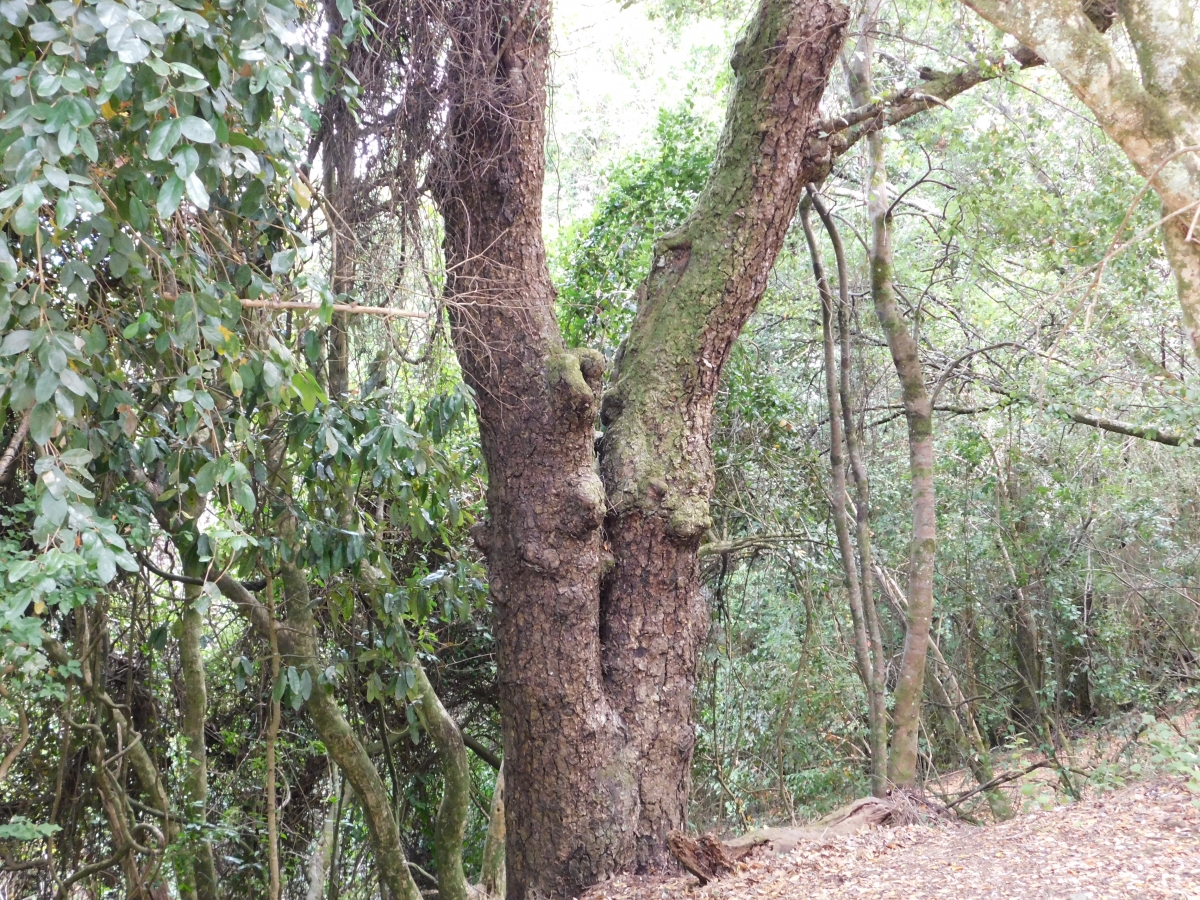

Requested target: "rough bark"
[
  {"left": 435, "top": 0, "right": 846, "bottom": 892},
  {"left": 959, "top": 0, "right": 1200, "bottom": 355},
  {"left": 434, "top": 3, "right": 635, "bottom": 895},
  {"left": 435, "top": 0, "right": 847, "bottom": 892},
  {"left": 596, "top": 0, "right": 849, "bottom": 866}
]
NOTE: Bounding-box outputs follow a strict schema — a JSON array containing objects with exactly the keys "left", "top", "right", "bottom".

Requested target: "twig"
[
  {"left": 240, "top": 299, "right": 427, "bottom": 318},
  {"left": 946, "top": 760, "right": 1053, "bottom": 809}
]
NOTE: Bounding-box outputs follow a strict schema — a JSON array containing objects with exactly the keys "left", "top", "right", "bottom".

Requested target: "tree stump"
[{"left": 666, "top": 832, "right": 738, "bottom": 885}]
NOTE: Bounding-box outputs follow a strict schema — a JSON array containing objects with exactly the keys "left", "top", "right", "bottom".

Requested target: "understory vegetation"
[{"left": 0, "top": 0, "right": 1197, "bottom": 897}]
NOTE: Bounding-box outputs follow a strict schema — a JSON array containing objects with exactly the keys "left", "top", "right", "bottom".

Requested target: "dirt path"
[{"left": 583, "top": 777, "right": 1200, "bottom": 900}]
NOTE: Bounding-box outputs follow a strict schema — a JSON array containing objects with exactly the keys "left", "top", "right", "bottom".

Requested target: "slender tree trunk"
[
  {"left": 410, "top": 659, "right": 473, "bottom": 900},
  {"left": 809, "top": 189, "right": 890, "bottom": 795},
  {"left": 180, "top": 553, "right": 220, "bottom": 900},
  {"left": 265, "top": 556, "right": 421, "bottom": 900},
  {"left": 843, "top": 9, "right": 937, "bottom": 787},
  {"left": 800, "top": 203, "right": 888, "bottom": 795},
  {"left": 478, "top": 763, "right": 506, "bottom": 899},
  {"left": 265, "top": 576, "right": 282, "bottom": 900},
  {"left": 306, "top": 766, "right": 341, "bottom": 900}
]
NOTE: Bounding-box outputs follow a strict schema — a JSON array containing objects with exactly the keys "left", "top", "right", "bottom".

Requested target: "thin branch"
[
  {"left": 240, "top": 299, "right": 427, "bottom": 318},
  {"left": 698, "top": 534, "right": 818, "bottom": 558},
  {"left": 137, "top": 553, "right": 268, "bottom": 592},
  {"left": 946, "top": 760, "right": 1054, "bottom": 809}
]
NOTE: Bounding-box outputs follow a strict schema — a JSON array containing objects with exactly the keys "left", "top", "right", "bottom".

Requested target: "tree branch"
[{"left": 0, "top": 410, "right": 31, "bottom": 486}]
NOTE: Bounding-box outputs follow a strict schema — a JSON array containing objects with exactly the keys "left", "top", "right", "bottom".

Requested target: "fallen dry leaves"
[{"left": 582, "top": 776, "right": 1200, "bottom": 900}]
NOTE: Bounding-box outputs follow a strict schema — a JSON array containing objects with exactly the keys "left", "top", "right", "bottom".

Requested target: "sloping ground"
[{"left": 583, "top": 777, "right": 1200, "bottom": 900}]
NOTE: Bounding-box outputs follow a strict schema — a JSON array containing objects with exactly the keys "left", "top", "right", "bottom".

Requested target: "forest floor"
[{"left": 582, "top": 776, "right": 1200, "bottom": 900}]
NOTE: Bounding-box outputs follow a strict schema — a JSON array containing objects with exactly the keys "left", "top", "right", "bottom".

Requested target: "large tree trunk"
[
  {"left": 434, "top": 0, "right": 847, "bottom": 895},
  {"left": 959, "top": 0, "right": 1200, "bottom": 356}
]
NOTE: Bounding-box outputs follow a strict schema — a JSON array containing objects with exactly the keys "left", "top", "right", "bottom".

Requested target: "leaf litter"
[{"left": 582, "top": 776, "right": 1200, "bottom": 900}]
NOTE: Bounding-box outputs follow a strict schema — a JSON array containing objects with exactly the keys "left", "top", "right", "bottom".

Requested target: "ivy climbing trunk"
[{"left": 434, "top": 0, "right": 847, "bottom": 895}]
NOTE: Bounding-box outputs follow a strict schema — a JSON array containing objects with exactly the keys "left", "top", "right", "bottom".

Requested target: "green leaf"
[
  {"left": 76, "top": 126, "right": 97, "bottom": 162},
  {"left": 184, "top": 172, "right": 209, "bottom": 210},
  {"left": 270, "top": 248, "right": 296, "bottom": 274},
  {"left": 0, "top": 330, "right": 32, "bottom": 355},
  {"left": 0, "top": 185, "right": 22, "bottom": 209},
  {"left": 58, "top": 369, "right": 87, "bottom": 396},
  {"left": 56, "top": 194, "right": 76, "bottom": 228},
  {"left": 234, "top": 480, "right": 256, "bottom": 513},
  {"left": 95, "top": 548, "right": 116, "bottom": 584},
  {"left": 12, "top": 203, "right": 38, "bottom": 236},
  {"left": 102, "top": 64, "right": 127, "bottom": 93},
  {"left": 59, "top": 449, "right": 93, "bottom": 467},
  {"left": 179, "top": 116, "right": 216, "bottom": 143},
  {"left": 194, "top": 460, "right": 219, "bottom": 496},
  {"left": 291, "top": 371, "right": 322, "bottom": 413},
  {"left": 29, "top": 403, "right": 56, "bottom": 445},
  {"left": 35, "top": 370, "right": 59, "bottom": 404},
  {"left": 147, "top": 118, "right": 182, "bottom": 161},
  {"left": 157, "top": 175, "right": 184, "bottom": 218},
  {"left": 72, "top": 187, "right": 104, "bottom": 215}
]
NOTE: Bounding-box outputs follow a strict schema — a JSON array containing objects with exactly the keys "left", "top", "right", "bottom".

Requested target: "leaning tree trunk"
[
  {"left": 959, "top": 0, "right": 1200, "bottom": 356},
  {"left": 433, "top": 0, "right": 847, "bottom": 895}
]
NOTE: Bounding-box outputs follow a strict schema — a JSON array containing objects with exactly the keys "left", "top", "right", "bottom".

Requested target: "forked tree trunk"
[{"left": 434, "top": 0, "right": 847, "bottom": 895}]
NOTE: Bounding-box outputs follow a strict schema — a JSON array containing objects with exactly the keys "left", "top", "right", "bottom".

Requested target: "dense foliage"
[{"left": 0, "top": 0, "right": 1196, "bottom": 896}]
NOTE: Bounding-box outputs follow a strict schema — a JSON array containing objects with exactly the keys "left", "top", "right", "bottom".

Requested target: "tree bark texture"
[
  {"left": 306, "top": 767, "right": 342, "bottom": 900},
  {"left": 433, "top": 0, "right": 847, "bottom": 895},
  {"left": 479, "top": 763, "right": 506, "bottom": 899},
  {"left": 179, "top": 553, "right": 219, "bottom": 900},
  {"left": 959, "top": 0, "right": 1200, "bottom": 355}
]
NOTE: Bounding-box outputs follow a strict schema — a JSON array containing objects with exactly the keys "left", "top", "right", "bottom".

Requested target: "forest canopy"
[{"left": 0, "top": 0, "right": 1197, "bottom": 897}]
